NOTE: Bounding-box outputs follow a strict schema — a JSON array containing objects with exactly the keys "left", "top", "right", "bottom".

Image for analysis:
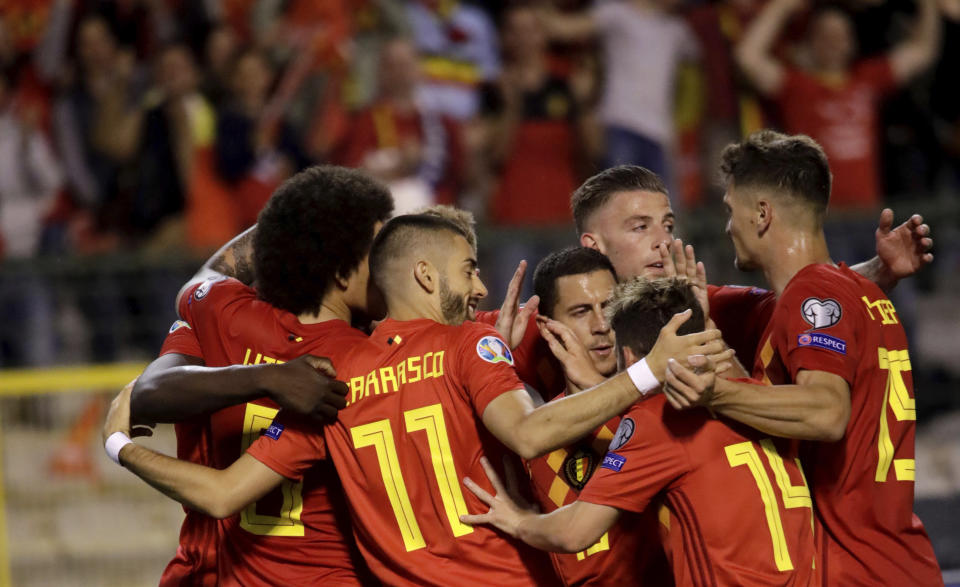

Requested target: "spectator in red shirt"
[
  {"left": 735, "top": 0, "right": 940, "bottom": 211},
  {"left": 335, "top": 38, "right": 464, "bottom": 213}
]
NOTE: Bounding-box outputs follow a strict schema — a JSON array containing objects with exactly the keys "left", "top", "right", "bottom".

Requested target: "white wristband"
[
  {"left": 105, "top": 431, "right": 133, "bottom": 465},
  {"left": 626, "top": 358, "right": 659, "bottom": 396}
]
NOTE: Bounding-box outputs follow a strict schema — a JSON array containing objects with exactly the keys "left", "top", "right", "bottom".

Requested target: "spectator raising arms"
[{"left": 735, "top": 0, "right": 940, "bottom": 211}]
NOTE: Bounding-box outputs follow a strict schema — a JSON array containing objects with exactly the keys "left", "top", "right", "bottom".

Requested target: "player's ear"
[
  {"left": 333, "top": 270, "right": 351, "bottom": 291},
  {"left": 756, "top": 198, "right": 772, "bottom": 236},
  {"left": 414, "top": 260, "right": 436, "bottom": 294},
  {"left": 580, "top": 232, "right": 603, "bottom": 253}
]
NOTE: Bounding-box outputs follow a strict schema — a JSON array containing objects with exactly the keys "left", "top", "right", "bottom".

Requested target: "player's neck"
[
  {"left": 763, "top": 229, "right": 833, "bottom": 295},
  {"left": 384, "top": 294, "right": 447, "bottom": 324},
  {"left": 297, "top": 296, "right": 352, "bottom": 325}
]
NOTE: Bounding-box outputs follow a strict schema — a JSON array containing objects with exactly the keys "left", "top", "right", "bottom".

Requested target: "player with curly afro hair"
[{"left": 253, "top": 165, "right": 394, "bottom": 316}]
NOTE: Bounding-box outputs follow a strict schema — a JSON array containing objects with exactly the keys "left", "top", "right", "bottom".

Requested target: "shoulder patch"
[
  {"left": 168, "top": 320, "right": 192, "bottom": 333},
  {"left": 601, "top": 452, "right": 626, "bottom": 473},
  {"left": 797, "top": 333, "right": 847, "bottom": 355},
  {"left": 193, "top": 276, "right": 227, "bottom": 301},
  {"left": 801, "top": 297, "right": 842, "bottom": 329},
  {"left": 262, "top": 423, "right": 285, "bottom": 441},
  {"left": 476, "top": 335, "right": 514, "bottom": 366},
  {"left": 608, "top": 417, "right": 635, "bottom": 451}
]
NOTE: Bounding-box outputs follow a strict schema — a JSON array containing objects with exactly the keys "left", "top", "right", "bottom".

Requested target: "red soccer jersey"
[
  {"left": 177, "top": 277, "right": 371, "bottom": 586},
  {"left": 156, "top": 320, "right": 218, "bottom": 587},
  {"left": 777, "top": 59, "right": 897, "bottom": 209},
  {"left": 475, "top": 309, "right": 566, "bottom": 400},
  {"left": 753, "top": 263, "right": 941, "bottom": 585},
  {"left": 525, "top": 406, "right": 671, "bottom": 586},
  {"left": 579, "top": 395, "right": 816, "bottom": 586},
  {"left": 707, "top": 284, "right": 777, "bottom": 367},
  {"left": 248, "top": 317, "right": 557, "bottom": 586}
]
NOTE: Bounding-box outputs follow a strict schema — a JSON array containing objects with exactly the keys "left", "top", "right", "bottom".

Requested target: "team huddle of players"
[{"left": 101, "top": 130, "right": 943, "bottom": 586}]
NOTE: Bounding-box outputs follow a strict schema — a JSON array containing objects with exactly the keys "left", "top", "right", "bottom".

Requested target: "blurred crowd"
[{"left": 0, "top": 0, "right": 957, "bottom": 264}]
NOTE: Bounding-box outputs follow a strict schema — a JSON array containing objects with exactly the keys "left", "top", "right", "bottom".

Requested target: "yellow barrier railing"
[{"left": 0, "top": 362, "right": 149, "bottom": 586}]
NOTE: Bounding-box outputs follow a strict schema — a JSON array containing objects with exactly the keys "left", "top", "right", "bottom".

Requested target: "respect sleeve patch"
[
  {"left": 797, "top": 332, "right": 847, "bottom": 355},
  {"left": 262, "top": 423, "right": 285, "bottom": 440},
  {"left": 601, "top": 452, "right": 626, "bottom": 472}
]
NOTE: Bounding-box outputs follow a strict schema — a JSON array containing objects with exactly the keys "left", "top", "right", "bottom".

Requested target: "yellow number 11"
[{"left": 351, "top": 404, "right": 474, "bottom": 551}]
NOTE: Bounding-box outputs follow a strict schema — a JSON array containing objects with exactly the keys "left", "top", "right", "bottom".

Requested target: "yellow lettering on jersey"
[
  {"left": 397, "top": 360, "right": 407, "bottom": 385},
  {"left": 380, "top": 367, "right": 399, "bottom": 395},
  {"left": 433, "top": 351, "right": 445, "bottom": 378},
  {"left": 240, "top": 348, "right": 285, "bottom": 366},
  {"left": 349, "top": 376, "right": 364, "bottom": 405},
  {"left": 862, "top": 296, "right": 899, "bottom": 325},
  {"left": 422, "top": 352, "right": 435, "bottom": 378},
  {"left": 365, "top": 370, "right": 381, "bottom": 397},
  {"left": 576, "top": 532, "right": 610, "bottom": 560},
  {"left": 407, "top": 356, "right": 421, "bottom": 383}
]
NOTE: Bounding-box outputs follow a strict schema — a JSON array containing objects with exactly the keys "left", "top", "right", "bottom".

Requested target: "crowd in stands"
[{"left": 0, "top": 0, "right": 956, "bottom": 264}]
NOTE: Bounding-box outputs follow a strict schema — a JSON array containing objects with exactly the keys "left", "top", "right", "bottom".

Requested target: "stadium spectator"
[
  {"left": 200, "top": 25, "right": 239, "bottom": 107},
  {"left": 405, "top": 0, "right": 501, "bottom": 121},
  {"left": 214, "top": 48, "right": 308, "bottom": 227},
  {"left": 540, "top": 0, "right": 700, "bottom": 187},
  {"left": 335, "top": 38, "right": 464, "bottom": 213},
  {"left": 735, "top": 0, "right": 941, "bottom": 212},
  {"left": 53, "top": 16, "right": 144, "bottom": 237}
]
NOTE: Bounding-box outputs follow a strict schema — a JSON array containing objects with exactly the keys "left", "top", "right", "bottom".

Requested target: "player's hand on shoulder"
[
  {"left": 537, "top": 316, "right": 605, "bottom": 390},
  {"left": 103, "top": 378, "right": 136, "bottom": 444},
  {"left": 645, "top": 310, "right": 724, "bottom": 382},
  {"left": 663, "top": 355, "right": 717, "bottom": 411},
  {"left": 495, "top": 260, "right": 540, "bottom": 349},
  {"left": 263, "top": 355, "right": 349, "bottom": 424},
  {"left": 460, "top": 457, "right": 536, "bottom": 536}
]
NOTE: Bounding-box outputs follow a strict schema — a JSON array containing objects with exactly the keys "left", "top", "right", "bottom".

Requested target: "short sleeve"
[
  {"left": 177, "top": 276, "right": 254, "bottom": 331},
  {"left": 774, "top": 276, "right": 860, "bottom": 385},
  {"left": 453, "top": 322, "right": 526, "bottom": 416},
  {"left": 578, "top": 403, "right": 687, "bottom": 513},
  {"left": 708, "top": 285, "right": 776, "bottom": 366},
  {"left": 159, "top": 320, "right": 203, "bottom": 357},
  {"left": 246, "top": 412, "right": 327, "bottom": 481}
]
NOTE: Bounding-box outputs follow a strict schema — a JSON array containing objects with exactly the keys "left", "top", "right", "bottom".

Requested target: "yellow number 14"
[{"left": 351, "top": 404, "right": 474, "bottom": 551}]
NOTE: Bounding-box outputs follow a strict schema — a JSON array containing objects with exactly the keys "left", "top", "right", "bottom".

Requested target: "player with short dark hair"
[
  {"left": 523, "top": 246, "right": 672, "bottom": 586},
  {"left": 665, "top": 130, "right": 942, "bottom": 585},
  {"left": 105, "top": 213, "right": 725, "bottom": 586},
  {"left": 461, "top": 277, "right": 816, "bottom": 586},
  {"left": 123, "top": 165, "right": 393, "bottom": 585}
]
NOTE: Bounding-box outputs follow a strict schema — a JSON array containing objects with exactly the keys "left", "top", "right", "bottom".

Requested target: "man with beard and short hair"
[{"left": 104, "top": 213, "right": 725, "bottom": 586}]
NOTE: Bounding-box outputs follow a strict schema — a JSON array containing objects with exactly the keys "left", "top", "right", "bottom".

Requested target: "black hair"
[
  {"left": 253, "top": 165, "right": 393, "bottom": 314},
  {"left": 533, "top": 246, "right": 617, "bottom": 318}
]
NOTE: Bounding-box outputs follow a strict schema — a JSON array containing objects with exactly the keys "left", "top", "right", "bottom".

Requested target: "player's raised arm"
[
  {"left": 848, "top": 208, "right": 934, "bottom": 292},
  {"left": 106, "top": 380, "right": 285, "bottom": 518},
  {"left": 175, "top": 225, "right": 257, "bottom": 314},
  {"left": 461, "top": 457, "right": 619, "bottom": 553},
  {"left": 481, "top": 311, "right": 724, "bottom": 460}
]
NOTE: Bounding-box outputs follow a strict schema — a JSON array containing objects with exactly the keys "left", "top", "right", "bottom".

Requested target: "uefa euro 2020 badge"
[{"left": 476, "top": 336, "right": 514, "bottom": 366}]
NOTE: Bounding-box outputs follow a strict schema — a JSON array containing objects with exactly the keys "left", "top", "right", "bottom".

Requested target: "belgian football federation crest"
[{"left": 562, "top": 447, "right": 598, "bottom": 491}]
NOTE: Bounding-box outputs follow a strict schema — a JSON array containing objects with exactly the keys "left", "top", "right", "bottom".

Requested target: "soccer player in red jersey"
[
  {"left": 524, "top": 246, "right": 673, "bottom": 586},
  {"left": 462, "top": 277, "right": 816, "bottom": 586},
  {"left": 104, "top": 213, "right": 725, "bottom": 587},
  {"left": 664, "top": 131, "right": 942, "bottom": 585},
  {"left": 117, "top": 166, "right": 394, "bottom": 585}
]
